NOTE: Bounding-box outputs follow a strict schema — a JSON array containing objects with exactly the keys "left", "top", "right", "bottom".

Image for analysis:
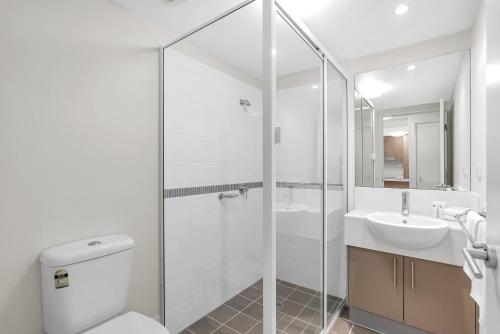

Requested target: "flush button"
[{"left": 88, "top": 241, "right": 101, "bottom": 246}]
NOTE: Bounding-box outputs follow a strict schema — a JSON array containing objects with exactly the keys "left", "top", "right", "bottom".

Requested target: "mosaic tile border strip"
[
  {"left": 277, "top": 182, "right": 344, "bottom": 191},
  {"left": 164, "top": 182, "right": 263, "bottom": 198},
  {"left": 165, "top": 181, "right": 343, "bottom": 198}
]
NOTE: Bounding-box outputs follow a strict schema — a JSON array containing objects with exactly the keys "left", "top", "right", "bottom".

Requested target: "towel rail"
[{"left": 456, "top": 209, "right": 497, "bottom": 278}]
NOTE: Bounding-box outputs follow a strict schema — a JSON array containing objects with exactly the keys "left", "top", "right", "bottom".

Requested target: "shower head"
[
  {"left": 240, "top": 98, "right": 261, "bottom": 116},
  {"left": 240, "top": 99, "right": 251, "bottom": 107}
]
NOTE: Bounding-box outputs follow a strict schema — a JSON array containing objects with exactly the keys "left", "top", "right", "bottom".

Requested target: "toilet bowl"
[{"left": 84, "top": 312, "right": 169, "bottom": 334}]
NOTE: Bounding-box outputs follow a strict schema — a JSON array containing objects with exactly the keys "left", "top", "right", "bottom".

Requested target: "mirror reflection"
[{"left": 355, "top": 51, "right": 471, "bottom": 190}]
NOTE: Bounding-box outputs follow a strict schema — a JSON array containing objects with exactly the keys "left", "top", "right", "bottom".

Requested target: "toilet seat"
[{"left": 84, "top": 311, "right": 169, "bottom": 334}]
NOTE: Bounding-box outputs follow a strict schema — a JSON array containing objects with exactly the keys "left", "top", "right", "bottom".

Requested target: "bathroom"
[{"left": 1, "top": 0, "right": 500, "bottom": 334}]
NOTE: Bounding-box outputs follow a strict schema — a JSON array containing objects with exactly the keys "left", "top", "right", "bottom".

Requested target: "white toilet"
[{"left": 40, "top": 234, "right": 169, "bottom": 334}]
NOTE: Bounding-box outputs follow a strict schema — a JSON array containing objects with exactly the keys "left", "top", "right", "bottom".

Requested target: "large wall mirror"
[{"left": 355, "top": 51, "right": 471, "bottom": 191}]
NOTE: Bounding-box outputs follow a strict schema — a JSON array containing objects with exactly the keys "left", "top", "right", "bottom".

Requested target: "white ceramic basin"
[
  {"left": 366, "top": 212, "right": 449, "bottom": 249},
  {"left": 276, "top": 202, "right": 308, "bottom": 213}
]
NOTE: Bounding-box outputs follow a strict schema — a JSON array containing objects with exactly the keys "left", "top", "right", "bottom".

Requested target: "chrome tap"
[{"left": 402, "top": 191, "right": 410, "bottom": 221}]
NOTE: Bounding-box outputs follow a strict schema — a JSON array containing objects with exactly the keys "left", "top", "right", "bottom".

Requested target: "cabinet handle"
[
  {"left": 393, "top": 257, "right": 397, "bottom": 286},
  {"left": 411, "top": 260, "right": 415, "bottom": 292}
]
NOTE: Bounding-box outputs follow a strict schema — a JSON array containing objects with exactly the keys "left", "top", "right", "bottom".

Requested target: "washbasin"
[
  {"left": 366, "top": 212, "right": 449, "bottom": 249},
  {"left": 276, "top": 202, "right": 308, "bottom": 213}
]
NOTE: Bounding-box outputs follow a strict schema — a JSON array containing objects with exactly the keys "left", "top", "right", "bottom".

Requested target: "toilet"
[{"left": 40, "top": 234, "right": 169, "bottom": 334}]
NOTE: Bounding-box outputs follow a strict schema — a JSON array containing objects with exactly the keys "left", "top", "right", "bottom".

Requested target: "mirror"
[{"left": 355, "top": 51, "right": 471, "bottom": 191}]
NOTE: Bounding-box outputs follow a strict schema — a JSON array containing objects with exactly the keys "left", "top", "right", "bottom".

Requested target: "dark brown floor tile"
[
  {"left": 252, "top": 279, "right": 263, "bottom": 291},
  {"left": 187, "top": 316, "right": 221, "bottom": 334},
  {"left": 285, "top": 319, "right": 309, "bottom": 334},
  {"left": 255, "top": 296, "right": 263, "bottom": 305},
  {"left": 276, "top": 312, "right": 294, "bottom": 331},
  {"left": 277, "top": 284, "right": 294, "bottom": 298},
  {"left": 327, "top": 299, "right": 340, "bottom": 312},
  {"left": 212, "top": 325, "right": 238, "bottom": 334},
  {"left": 208, "top": 305, "right": 239, "bottom": 324},
  {"left": 242, "top": 302, "right": 263, "bottom": 320},
  {"left": 296, "top": 286, "right": 318, "bottom": 296},
  {"left": 279, "top": 280, "right": 298, "bottom": 289},
  {"left": 247, "top": 322, "right": 262, "bottom": 334},
  {"left": 304, "top": 324, "right": 321, "bottom": 334},
  {"left": 340, "top": 306, "right": 350, "bottom": 319},
  {"left": 225, "top": 295, "right": 253, "bottom": 311},
  {"left": 179, "top": 329, "right": 194, "bottom": 334},
  {"left": 240, "top": 286, "right": 262, "bottom": 301},
  {"left": 287, "top": 290, "right": 314, "bottom": 306},
  {"left": 297, "top": 307, "right": 321, "bottom": 327},
  {"left": 350, "top": 325, "right": 378, "bottom": 334},
  {"left": 307, "top": 296, "right": 322, "bottom": 311},
  {"left": 279, "top": 300, "right": 304, "bottom": 317},
  {"left": 330, "top": 318, "right": 353, "bottom": 334},
  {"left": 226, "top": 313, "right": 258, "bottom": 333}
]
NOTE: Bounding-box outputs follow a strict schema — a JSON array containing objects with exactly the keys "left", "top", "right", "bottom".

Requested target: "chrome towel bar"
[{"left": 456, "top": 209, "right": 497, "bottom": 279}]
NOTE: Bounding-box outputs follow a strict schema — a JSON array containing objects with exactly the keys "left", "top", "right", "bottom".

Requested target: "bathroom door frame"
[{"left": 159, "top": 1, "right": 349, "bottom": 333}]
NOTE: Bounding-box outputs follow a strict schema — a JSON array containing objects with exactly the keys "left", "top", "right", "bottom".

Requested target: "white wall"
[
  {"left": 451, "top": 52, "right": 472, "bottom": 190},
  {"left": 276, "top": 85, "right": 321, "bottom": 183},
  {"left": 163, "top": 48, "right": 263, "bottom": 333},
  {"left": 485, "top": 0, "right": 500, "bottom": 331},
  {"left": 0, "top": 1, "right": 170, "bottom": 333},
  {"left": 470, "top": 1, "right": 487, "bottom": 207}
]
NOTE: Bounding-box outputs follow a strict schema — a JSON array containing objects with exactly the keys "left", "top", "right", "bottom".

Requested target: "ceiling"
[
  {"left": 355, "top": 51, "right": 465, "bottom": 110},
  {"left": 110, "top": 0, "right": 480, "bottom": 62}
]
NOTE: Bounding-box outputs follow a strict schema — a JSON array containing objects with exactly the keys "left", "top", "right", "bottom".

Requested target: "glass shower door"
[
  {"left": 325, "top": 61, "right": 347, "bottom": 324},
  {"left": 275, "top": 12, "right": 325, "bottom": 332}
]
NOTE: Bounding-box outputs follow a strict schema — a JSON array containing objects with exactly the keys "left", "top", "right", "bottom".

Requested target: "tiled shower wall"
[
  {"left": 164, "top": 48, "right": 264, "bottom": 333},
  {"left": 164, "top": 48, "right": 346, "bottom": 333}
]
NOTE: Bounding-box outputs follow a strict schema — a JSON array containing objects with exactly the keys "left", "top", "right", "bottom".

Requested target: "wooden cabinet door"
[
  {"left": 403, "top": 257, "right": 475, "bottom": 334},
  {"left": 348, "top": 246, "right": 404, "bottom": 322}
]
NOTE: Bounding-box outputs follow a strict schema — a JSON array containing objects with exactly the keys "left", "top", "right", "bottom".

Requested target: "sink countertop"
[{"left": 344, "top": 209, "right": 466, "bottom": 266}]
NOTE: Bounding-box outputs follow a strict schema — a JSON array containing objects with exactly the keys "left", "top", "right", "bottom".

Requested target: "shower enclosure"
[{"left": 161, "top": 1, "right": 347, "bottom": 333}]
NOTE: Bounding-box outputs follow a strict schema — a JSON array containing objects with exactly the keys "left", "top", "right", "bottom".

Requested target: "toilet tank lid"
[{"left": 40, "top": 234, "right": 134, "bottom": 267}]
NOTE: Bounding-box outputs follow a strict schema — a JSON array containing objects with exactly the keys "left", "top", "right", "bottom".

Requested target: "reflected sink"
[
  {"left": 366, "top": 212, "right": 449, "bottom": 249},
  {"left": 276, "top": 202, "right": 308, "bottom": 213}
]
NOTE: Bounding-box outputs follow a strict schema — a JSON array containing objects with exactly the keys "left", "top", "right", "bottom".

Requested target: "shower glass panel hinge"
[
  {"left": 163, "top": 189, "right": 167, "bottom": 199},
  {"left": 275, "top": 127, "right": 281, "bottom": 144}
]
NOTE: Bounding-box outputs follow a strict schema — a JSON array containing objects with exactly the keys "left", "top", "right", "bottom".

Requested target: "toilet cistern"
[{"left": 402, "top": 191, "right": 410, "bottom": 222}]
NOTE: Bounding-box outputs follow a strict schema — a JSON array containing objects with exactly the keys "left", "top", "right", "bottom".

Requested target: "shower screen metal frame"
[{"left": 159, "top": 1, "right": 349, "bottom": 333}]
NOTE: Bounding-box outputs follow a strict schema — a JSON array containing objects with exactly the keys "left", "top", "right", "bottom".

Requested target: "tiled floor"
[
  {"left": 181, "top": 279, "right": 344, "bottom": 334},
  {"left": 330, "top": 318, "right": 379, "bottom": 334}
]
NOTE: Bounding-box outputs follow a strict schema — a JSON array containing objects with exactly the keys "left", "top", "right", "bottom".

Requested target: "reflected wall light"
[
  {"left": 358, "top": 79, "right": 390, "bottom": 99},
  {"left": 487, "top": 64, "right": 500, "bottom": 85}
]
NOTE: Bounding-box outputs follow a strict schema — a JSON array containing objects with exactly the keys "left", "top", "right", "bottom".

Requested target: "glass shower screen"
[{"left": 161, "top": 1, "right": 347, "bottom": 333}]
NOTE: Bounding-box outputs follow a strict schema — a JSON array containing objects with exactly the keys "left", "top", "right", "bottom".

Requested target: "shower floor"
[{"left": 180, "top": 279, "right": 343, "bottom": 334}]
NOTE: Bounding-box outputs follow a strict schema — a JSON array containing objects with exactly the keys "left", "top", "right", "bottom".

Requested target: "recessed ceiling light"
[
  {"left": 394, "top": 4, "right": 409, "bottom": 15},
  {"left": 407, "top": 64, "right": 416, "bottom": 71},
  {"left": 280, "top": 0, "right": 330, "bottom": 17},
  {"left": 358, "top": 79, "right": 390, "bottom": 99},
  {"left": 311, "top": 85, "right": 319, "bottom": 89}
]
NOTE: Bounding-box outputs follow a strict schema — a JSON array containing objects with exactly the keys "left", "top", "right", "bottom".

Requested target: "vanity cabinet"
[
  {"left": 403, "top": 257, "right": 475, "bottom": 334},
  {"left": 348, "top": 247, "right": 476, "bottom": 334},
  {"left": 348, "top": 247, "right": 404, "bottom": 322}
]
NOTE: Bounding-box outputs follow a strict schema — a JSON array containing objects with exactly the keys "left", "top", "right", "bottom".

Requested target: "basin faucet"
[{"left": 402, "top": 191, "right": 410, "bottom": 221}]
